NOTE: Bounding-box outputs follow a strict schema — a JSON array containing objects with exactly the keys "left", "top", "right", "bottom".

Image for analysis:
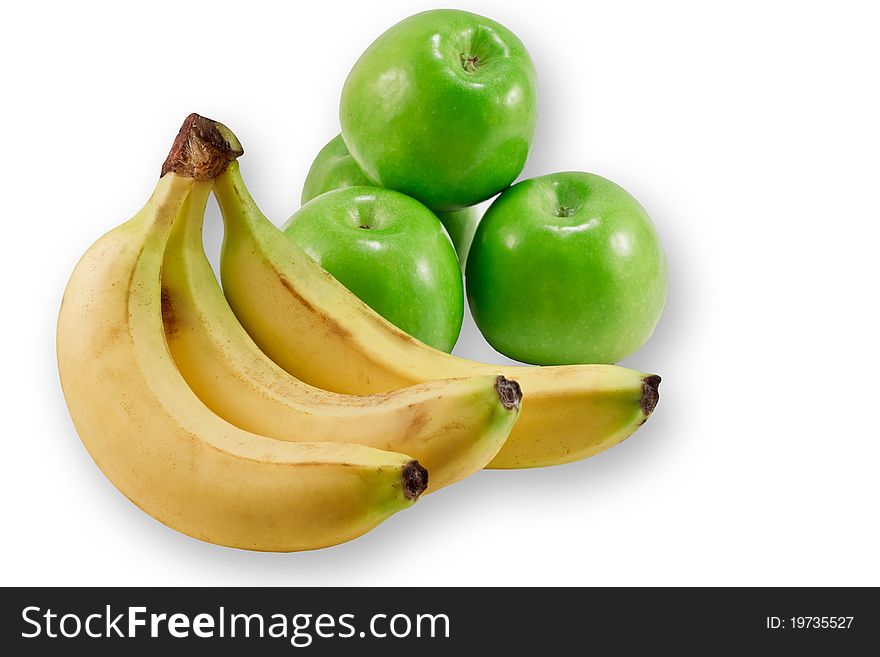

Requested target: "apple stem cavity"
[
  {"left": 460, "top": 53, "right": 480, "bottom": 72},
  {"left": 555, "top": 206, "right": 576, "bottom": 218}
]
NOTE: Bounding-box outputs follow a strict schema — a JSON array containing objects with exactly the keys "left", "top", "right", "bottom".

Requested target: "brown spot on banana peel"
[
  {"left": 277, "top": 274, "right": 315, "bottom": 313},
  {"left": 403, "top": 460, "right": 428, "bottom": 500},
  {"left": 405, "top": 409, "right": 430, "bottom": 439},
  {"left": 495, "top": 376, "right": 522, "bottom": 411},
  {"left": 277, "top": 274, "right": 353, "bottom": 340},
  {"left": 160, "top": 286, "right": 177, "bottom": 337},
  {"left": 380, "top": 317, "right": 422, "bottom": 346},
  {"left": 640, "top": 375, "right": 661, "bottom": 419}
]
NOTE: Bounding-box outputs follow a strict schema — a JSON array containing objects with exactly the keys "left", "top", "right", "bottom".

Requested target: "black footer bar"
[{"left": 2, "top": 587, "right": 876, "bottom": 653}]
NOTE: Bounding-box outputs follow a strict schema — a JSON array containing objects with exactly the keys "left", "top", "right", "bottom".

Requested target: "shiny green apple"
[
  {"left": 283, "top": 186, "right": 464, "bottom": 352},
  {"left": 436, "top": 205, "right": 479, "bottom": 270},
  {"left": 339, "top": 9, "right": 538, "bottom": 211},
  {"left": 301, "top": 134, "right": 480, "bottom": 268},
  {"left": 466, "top": 172, "right": 667, "bottom": 364},
  {"left": 300, "top": 134, "right": 372, "bottom": 205}
]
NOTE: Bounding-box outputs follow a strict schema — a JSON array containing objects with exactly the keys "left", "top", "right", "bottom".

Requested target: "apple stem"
[{"left": 460, "top": 53, "right": 480, "bottom": 72}]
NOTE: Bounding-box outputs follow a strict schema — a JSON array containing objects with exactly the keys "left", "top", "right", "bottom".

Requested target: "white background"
[{"left": 2, "top": 0, "right": 878, "bottom": 587}]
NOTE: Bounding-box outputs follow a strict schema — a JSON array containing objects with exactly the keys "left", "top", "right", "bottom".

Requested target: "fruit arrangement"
[{"left": 57, "top": 9, "right": 664, "bottom": 552}]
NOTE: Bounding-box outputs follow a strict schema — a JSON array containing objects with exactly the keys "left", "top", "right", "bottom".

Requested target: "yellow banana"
[
  {"left": 216, "top": 160, "right": 662, "bottom": 469},
  {"left": 161, "top": 180, "right": 520, "bottom": 492},
  {"left": 57, "top": 115, "right": 428, "bottom": 551}
]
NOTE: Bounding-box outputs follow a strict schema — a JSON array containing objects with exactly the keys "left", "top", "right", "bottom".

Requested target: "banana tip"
[
  {"left": 403, "top": 460, "right": 428, "bottom": 500},
  {"left": 495, "top": 376, "right": 522, "bottom": 411},
  {"left": 641, "top": 375, "right": 661, "bottom": 416}
]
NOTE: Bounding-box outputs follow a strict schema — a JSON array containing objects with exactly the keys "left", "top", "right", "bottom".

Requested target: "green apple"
[
  {"left": 301, "top": 134, "right": 481, "bottom": 268},
  {"left": 436, "top": 205, "right": 479, "bottom": 270},
  {"left": 466, "top": 172, "right": 667, "bottom": 364},
  {"left": 339, "top": 9, "right": 538, "bottom": 211},
  {"left": 300, "top": 134, "right": 372, "bottom": 205},
  {"left": 283, "top": 186, "right": 464, "bottom": 352}
]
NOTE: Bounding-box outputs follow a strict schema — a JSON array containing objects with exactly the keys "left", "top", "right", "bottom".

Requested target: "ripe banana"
[
  {"left": 57, "top": 115, "right": 428, "bottom": 551},
  {"left": 215, "top": 160, "right": 662, "bottom": 469},
  {"left": 161, "top": 179, "right": 520, "bottom": 492}
]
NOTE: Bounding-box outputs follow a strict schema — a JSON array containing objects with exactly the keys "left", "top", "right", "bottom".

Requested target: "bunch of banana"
[
  {"left": 58, "top": 115, "right": 511, "bottom": 552},
  {"left": 57, "top": 113, "right": 661, "bottom": 552},
  {"left": 214, "top": 160, "right": 661, "bottom": 469}
]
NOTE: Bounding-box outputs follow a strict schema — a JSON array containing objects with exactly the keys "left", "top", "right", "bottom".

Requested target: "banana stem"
[{"left": 161, "top": 113, "right": 243, "bottom": 181}]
